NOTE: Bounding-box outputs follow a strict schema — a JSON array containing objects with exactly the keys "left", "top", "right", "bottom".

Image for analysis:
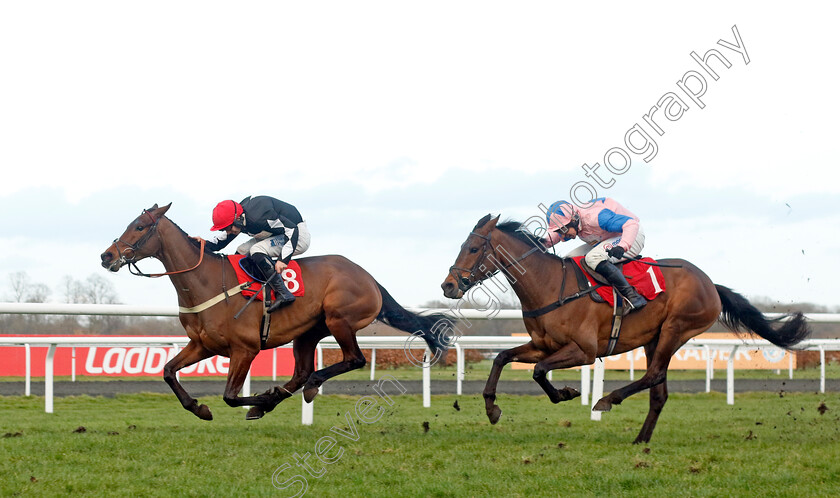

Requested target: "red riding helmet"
[{"left": 210, "top": 200, "right": 244, "bottom": 231}]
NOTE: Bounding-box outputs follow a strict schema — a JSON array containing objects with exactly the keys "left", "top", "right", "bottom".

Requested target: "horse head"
[
  {"left": 100, "top": 203, "right": 172, "bottom": 272},
  {"left": 441, "top": 213, "right": 500, "bottom": 299}
]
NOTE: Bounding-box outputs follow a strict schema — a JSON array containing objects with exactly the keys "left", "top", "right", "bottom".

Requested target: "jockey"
[
  {"left": 543, "top": 198, "right": 647, "bottom": 311},
  {"left": 206, "top": 195, "right": 311, "bottom": 312}
]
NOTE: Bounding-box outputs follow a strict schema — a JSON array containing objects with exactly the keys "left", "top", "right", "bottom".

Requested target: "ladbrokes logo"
[{"left": 84, "top": 347, "right": 229, "bottom": 376}]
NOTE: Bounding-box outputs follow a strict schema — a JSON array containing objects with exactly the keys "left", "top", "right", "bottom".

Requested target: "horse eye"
[
  {"left": 469, "top": 247, "right": 479, "bottom": 254},
  {"left": 136, "top": 225, "right": 144, "bottom": 231}
]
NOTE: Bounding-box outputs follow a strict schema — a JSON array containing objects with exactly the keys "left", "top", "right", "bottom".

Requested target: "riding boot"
[
  {"left": 594, "top": 260, "right": 647, "bottom": 311},
  {"left": 252, "top": 253, "right": 296, "bottom": 312}
]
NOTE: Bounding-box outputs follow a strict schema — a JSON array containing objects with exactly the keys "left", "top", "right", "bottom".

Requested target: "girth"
[{"left": 521, "top": 258, "right": 625, "bottom": 356}]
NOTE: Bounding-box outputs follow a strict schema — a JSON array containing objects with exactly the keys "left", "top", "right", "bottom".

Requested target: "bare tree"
[
  {"left": 84, "top": 274, "right": 120, "bottom": 305},
  {"left": 7, "top": 271, "right": 29, "bottom": 303},
  {"left": 81, "top": 274, "right": 123, "bottom": 333},
  {"left": 59, "top": 275, "right": 88, "bottom": 304},
  {"left": 2, "top": 272, "right": 52, "bottom": 332},
  {"left": 25, "top": 283, "right": 51, "bottom": 304}
]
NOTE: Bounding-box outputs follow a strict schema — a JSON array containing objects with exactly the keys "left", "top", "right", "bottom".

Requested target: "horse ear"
[
  {"left": 474, "top": 213, "right": 493, "bottom": 230},
  {"left": 147, "top": 203, "right": 171, "bottom": 219},
  {"left": 486, "top": 215, "right": 501, "bottom": 230}
]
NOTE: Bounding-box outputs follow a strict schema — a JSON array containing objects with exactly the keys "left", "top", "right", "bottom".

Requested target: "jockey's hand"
[
  {"left": 608, "top": 246, "right": 626, "bottom": 259},
  {"left": 274, "top": 260, "right": 288, "bottom": 273}
]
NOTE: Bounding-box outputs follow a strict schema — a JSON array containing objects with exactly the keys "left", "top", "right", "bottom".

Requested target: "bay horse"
[
  {"left": 441, "top": 214, "right": 811, "bottom": 443},
  {"left": 100, "top": 204, "right": 446, "bottom": 421}
]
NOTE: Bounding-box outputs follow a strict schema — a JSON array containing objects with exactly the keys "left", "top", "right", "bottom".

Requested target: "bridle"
[
  {"left": 448, "top": 230, "right": 538, "bottom": 293},
  {"left": 112, "top": 209, "right": 205, "bottom": 278}
]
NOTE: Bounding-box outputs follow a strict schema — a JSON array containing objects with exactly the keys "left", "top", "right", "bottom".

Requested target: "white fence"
[{"left": 2, "top": 303, "right": 839, "bottom": 424}]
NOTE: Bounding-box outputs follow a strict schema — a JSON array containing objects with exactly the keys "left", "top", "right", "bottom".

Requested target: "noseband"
[
  {"left": 448, "top": 230, "right": 539, "bottom": 293},
  {"left": 112, "top": 210, "right": 205, "bottom": 278},
  {"left": 112, "top": 210, "right": 160, "bottom": 271}
]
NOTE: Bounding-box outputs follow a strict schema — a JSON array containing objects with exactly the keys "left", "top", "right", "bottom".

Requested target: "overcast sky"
[{"left": 1, "top": 1, "right": 838, "bottom": 310}]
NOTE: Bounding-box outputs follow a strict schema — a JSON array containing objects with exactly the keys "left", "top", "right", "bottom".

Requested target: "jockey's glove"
[{"left": 607, "top": 246, "right": 626, "bottom": 259}]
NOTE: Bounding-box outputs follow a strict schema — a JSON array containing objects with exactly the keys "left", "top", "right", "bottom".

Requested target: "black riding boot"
[
  {"left": 252, "top": 253, "right": 296, "bottom": 312},
  {"left": 594, "top": 260, "right": 647, "bottom": 311}
]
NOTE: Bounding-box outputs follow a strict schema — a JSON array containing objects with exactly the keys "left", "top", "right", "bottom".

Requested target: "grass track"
[
  {"left": 2, "top": 391, "right": 840, "bottom": 497},
  {"left": 5, "top": 360, "right": 839, "bottom": 383}
]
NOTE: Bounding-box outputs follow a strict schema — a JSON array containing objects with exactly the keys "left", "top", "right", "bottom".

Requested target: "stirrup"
[
  {"left": 622, "top": 294, "right": 647, "bottom": 313},
  {"left": 266, "top": 295, "right": 294, "bottom": 313},
  {"left": 266, "top": 285, "right": 295, "bottom": 312}
]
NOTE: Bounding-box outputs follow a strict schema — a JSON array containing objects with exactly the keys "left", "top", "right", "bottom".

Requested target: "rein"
[
  {"left": 112, "top": 210, "right": 206, "bottom": 278},
  {"left": 450, "top": 227, "right": 612, "bottom": 318},
  {"left": 448, "top": 230, "right": 539, "bottom": 293},
  {"left": 520, "top": 258, "right": 601, "bottom": 318},
  {"left": 128, "top": 238, "right": 206, "bottom": 278}
]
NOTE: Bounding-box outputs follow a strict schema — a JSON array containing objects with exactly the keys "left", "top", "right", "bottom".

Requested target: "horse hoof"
[
  {"left": 196, "top": 404, "right": 213, "bottom": 421},
  {"left": 303, "top": 387, "right": 319, "bottom": 403},
  {"left": 563, "top": 387, "right": 582, "bottom": 400},
  {"left": 592, "top": 398, "right": 612, "bottom": 412},
  {"left": 487, "top": 405, "right": 502, "bottom": 425},
  {"left": 246, "top": 406, "right": 265, "bottom": 420}
]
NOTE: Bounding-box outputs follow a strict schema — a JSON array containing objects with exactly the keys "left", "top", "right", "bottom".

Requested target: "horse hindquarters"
[{"left": 592, "top": 265, "right": 716, "bottom": 410}]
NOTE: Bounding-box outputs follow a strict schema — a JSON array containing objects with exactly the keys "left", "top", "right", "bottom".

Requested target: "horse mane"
[
  {"left": 496, "top": 219, "right": 564, "bottom": 262},
  {"left": 165, "top": 217, "right": 226, "bottom": 260},
  {"left": 496, "top": 220, "right": 541, "bottom": 245}
]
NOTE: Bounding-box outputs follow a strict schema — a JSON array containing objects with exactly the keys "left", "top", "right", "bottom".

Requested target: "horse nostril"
[{"left": 101, "top": 252, "right": 112, "bottom": 263}]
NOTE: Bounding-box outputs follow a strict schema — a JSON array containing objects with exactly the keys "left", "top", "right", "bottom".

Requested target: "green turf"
[
  {"left": 4, "top": 359, "right": 838, "bottom": 383},
  {"left": 2, "top": 389, "right": 839, "bottom": 497}
]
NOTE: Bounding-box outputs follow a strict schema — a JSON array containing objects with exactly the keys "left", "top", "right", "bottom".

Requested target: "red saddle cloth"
[
  {"left": 227, "top": 255, "right": 305, "bottom": 301},
  {"left": 572, "top": 256, "right": 665, "bottom": 307}
]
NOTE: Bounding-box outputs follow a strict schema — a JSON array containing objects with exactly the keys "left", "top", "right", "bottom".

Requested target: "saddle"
[
  {"left": 521, "top": 256, "right": 668, "bottom": 356},
  {"left": 228, "top": 255, "right": 306, "bottom": 350},
  {"left": 570, "top": 259, "right": 607, "bottom": 303},
  {"left": 570, "top": 256, "right": 665, "bottom": 307},
  {"left": 571, "top": 256, "right": 666, "bottom": 355},
  {"left": 228, "top": 255, "right": 305, "bottom": 301}
]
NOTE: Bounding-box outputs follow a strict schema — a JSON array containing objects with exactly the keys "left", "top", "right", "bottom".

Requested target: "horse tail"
[
  {"left": 715, "top": 285, "right": 811, "bottom": 348},
  {"left": 375, "top": 283, "right": 450, "bottom": 360}
]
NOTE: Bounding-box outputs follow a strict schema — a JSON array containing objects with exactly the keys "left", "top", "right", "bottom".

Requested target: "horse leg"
[
  {"left": 482, "top": 342, "right": 548, "bottom": 424},
  {"left": 303, "top": 319, "right": 366, "bottom": 402},
  {"left": 245, "top": 332, "right": 321, "bottom": 420},
  {"left": 634, "top": 343, "right": 668, "bottom": 444},
  {"left": 221, "top": 348, "right": 281, "bottom": 410},
  {"left": 532, "top": 342, "right": 591, "bottom": 404},
  {"left": 593, "top": 326, "right": 692, "bottom": 412},
  {"left": 163, "top": 340, "right": 215, "bottom": 420}
]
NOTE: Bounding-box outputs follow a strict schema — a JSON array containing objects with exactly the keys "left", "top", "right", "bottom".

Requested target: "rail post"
[
  {"left": 423, "top": 348, "right": 431, "bottom": 408},
  {"left": 727, "top": 346, "right": 738, "bottom": 405},
  {"left": 590, "top": 360, "right": 604, "bottom": 421},
  {"left": 820, "top": 345, "right": 826, "bottom": 394},
  {"left": 45, "top": 344, "right": 56, "bottom": 413},
  {"left": 455, "top": 343, "right": 463, "bottom": 396},
  {"left": 580, "top": 364, "right": 590, "bottom": 405},
  {"left": 704, "top": 345, "right": 712, "bottom": 393},
  {"left": 24, "top": 344, "right": 31, "bottom": 396},
  {"left": 370, "top": 348, "right": 376, "bottom": 381}
]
